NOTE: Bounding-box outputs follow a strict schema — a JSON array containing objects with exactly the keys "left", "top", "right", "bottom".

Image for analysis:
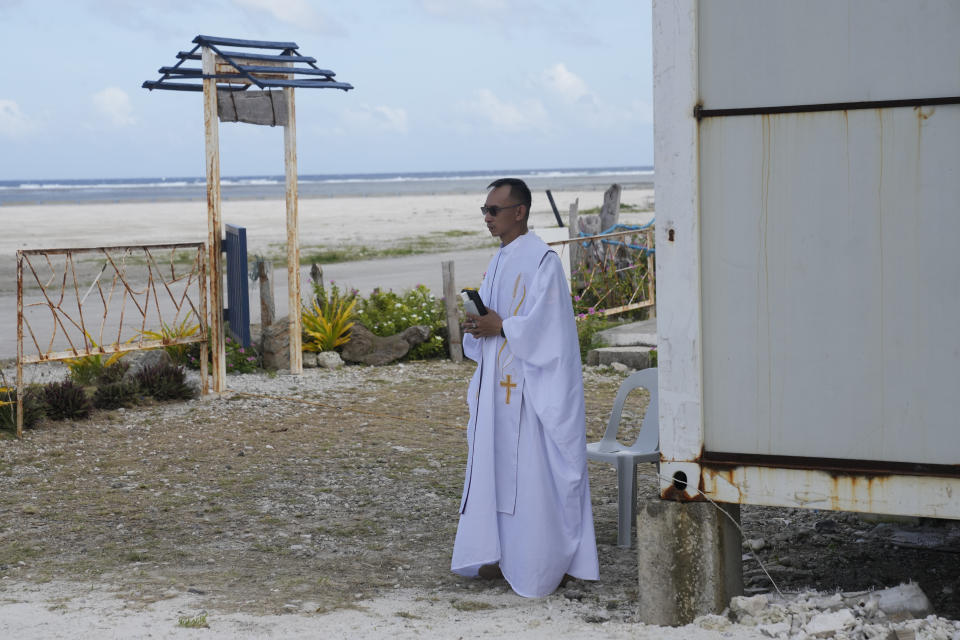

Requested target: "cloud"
[
  {"left": 457, "top": 89, "right": 549, "bottom": 132},
  {"left": 541, "top": 63, "right": 590, "bottom": 103},
  {"left": 0, "top": 99, "right": 37, "bottom": 138},
  {"left": 417, "top": 1, "right": 602, "bottom": 45},
  {"left": 420, "top": 0, "right": 509, "bottom": 16},
  {"left": 536, "top": 63, "right": 654, "bottom": 128},
  {"left": 341, "top": 104, "right": 409, "bottom": 134},
  {"left": 232, "top": 0, "right": 345, "bottom": 35},
  {"left": 92, "top": 87, "right": 136, "bottom": 127}
]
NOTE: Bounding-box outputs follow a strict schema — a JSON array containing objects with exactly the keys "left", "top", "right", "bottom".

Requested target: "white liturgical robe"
[{"left": 451, "top": 231, "right": 599, "bottom": 597}]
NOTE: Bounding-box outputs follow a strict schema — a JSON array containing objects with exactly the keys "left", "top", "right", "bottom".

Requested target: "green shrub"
[
  {"left": 0, "top": 386, "right": 46, "bottom": 430},
  {"left": 572, "top": 252, "right": 653, "bottom": 319},
  {"left": 135, "top": 363, "right": 195, "bottom": 401},
  {"left": 225, "top": 336, "right": 260, "bottom": 374},
  {"left": 93, "top": 381, "right": 140, "bottom": 410},
  {"left": 575, "top": 313, "right": 609, "bottom": 363},
  {"left": 43, "top": 380, "right": 92, "bottom": 421},
  {"left": 64, "top": 335, "right": 127, "bottom": 385},
  {"left": 95, "top": 360, "right": 130, "bottom": 386},
  {"left": 355, "top": 284, "right": 446, "bottom": 360},
  {"left": 303, "top": 282, "right": 356, "bottom": 352},
  {"left": 184, "top": 335, "right": 261, "bottom": 374},
  {"left": 139, "top": 313, "right": 200, "bottom": 366}
]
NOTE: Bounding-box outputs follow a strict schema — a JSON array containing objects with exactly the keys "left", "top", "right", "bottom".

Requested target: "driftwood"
[{"left": 340, "top": 324, "right": 431, "bottom": 366}]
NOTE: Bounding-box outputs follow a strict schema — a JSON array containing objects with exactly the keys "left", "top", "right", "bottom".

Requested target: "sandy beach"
[{"left": 3, "top": 188, "right": 654, "bottom": 360}]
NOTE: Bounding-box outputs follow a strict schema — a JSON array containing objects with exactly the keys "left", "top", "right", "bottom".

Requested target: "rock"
[
  {"left": 340, "top": 324, "right": 430, "bottom": 366},
  {"left": 302, "top": 352, "right": 318, "bottom": 368},
  {"left": 587, "top": 346, "right": 652, "bottom": 369},
  {"left": 694, "top": 613, "right": 731, "bottom": 630},
  {"left": 744, "top": 538, "right": 766, "bottom": 551},
  {"left": 610, "top": 362, "right": 630, "bottom": 373},
  {"left": 814, "top": 519, "right": 838, "bottom": 534},
  {"left": 758, "top": 621, "right": 791, "bottom": 637},
  {"left": 262, "top": 318, "right": 291, "bottom": 370},
  {"left": 872, "top": 583, "right": 933, "bottom": 621},
  {"left": 731, "top": 594, "right": 770, "bottom": 620},
  {"left": 804, "top": 609, "right": 856, "bottom": 637},
  {"left": 125, "top": 349, "right": 172, "bottom": 378},
  {"left": 316, "top": 351, "right": 344, "bottom": 369},
  {"left": 582, "top": 613, "right": 609, "bottom": 624}
]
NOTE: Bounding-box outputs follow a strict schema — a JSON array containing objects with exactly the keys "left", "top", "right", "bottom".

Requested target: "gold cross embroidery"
[{"left": 500, "top": 374, "right": 517, "bottom": 405}]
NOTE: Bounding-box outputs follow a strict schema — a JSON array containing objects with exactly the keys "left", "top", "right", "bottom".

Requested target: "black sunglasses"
[{"left": 480, "top": 203, "right": 522, "bottom": 217}]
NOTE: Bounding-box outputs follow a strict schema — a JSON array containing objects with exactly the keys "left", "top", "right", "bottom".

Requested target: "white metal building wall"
[{"left": 653, "top": 0, "right": 960, "bottom": 517}]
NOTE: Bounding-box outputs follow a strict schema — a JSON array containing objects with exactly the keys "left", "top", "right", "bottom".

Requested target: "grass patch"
[
  {"left": 395, "top": 610, "right": 422, "bottom": 619},
  {"left": 451, "top": 599, "right": 496, "bottom": 611},
  {"left": 177, "top": 613, "right": 209, "bottom": 628},
  {"left": 0, "top": 541, "right": 43, "bottom": 564},
  {"left": 293, "top": 230, "right": 489, "bottom": 266}
]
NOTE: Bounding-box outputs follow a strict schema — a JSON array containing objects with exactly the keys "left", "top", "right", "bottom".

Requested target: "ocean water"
[{"left": 0, "top": 167, "right": 653, "bottom": 206}]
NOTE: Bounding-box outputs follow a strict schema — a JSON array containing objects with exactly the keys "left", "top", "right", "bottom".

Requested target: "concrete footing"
[{"left": 636, "top": 499, "right": 743, "bottom": 626}]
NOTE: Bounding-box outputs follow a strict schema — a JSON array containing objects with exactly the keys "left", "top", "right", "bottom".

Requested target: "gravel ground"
[{"left": 0, "top": 360, "right": 958, "bottom": 638}]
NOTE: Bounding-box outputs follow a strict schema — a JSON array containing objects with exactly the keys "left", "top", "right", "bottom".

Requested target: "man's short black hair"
[{"left": 488, "top": 178, "right": 532, "bottom": 218}]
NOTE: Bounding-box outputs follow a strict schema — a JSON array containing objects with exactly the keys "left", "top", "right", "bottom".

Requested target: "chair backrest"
[{"left": 600, "top": 368, "right": 659, "bottom": 452}]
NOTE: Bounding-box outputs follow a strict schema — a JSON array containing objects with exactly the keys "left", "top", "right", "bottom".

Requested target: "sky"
[{"left": 0, "top": 0, "right": 653, "bottom": 180}]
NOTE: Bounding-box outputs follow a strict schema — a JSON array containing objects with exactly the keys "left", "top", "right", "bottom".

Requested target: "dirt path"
[{"left": 0, "top": 361, "right": 957, "bottom": 637}]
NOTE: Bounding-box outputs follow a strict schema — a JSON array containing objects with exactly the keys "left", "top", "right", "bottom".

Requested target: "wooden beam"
[
  {"left": 283, "top": 78, "right": 303, "bottom": 374},
  {"left": 202, "top": 46, "right": 227, "bottom": 392}
]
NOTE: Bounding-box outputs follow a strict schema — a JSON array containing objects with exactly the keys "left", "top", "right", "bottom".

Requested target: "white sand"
[
  {"left": 2, "top": 188, "right": 653, "bottom": 359},
  {"left": 0, "top": 580, "right": 767, "bottom": 639},
  {"left": 3, "top": 189, "right": 654, "bottom": 259}
]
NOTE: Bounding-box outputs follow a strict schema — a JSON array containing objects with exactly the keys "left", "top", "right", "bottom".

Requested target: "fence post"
[
  {"left": 15, "top": 252, "right": 23, "bottom": 439},
  {"left": 600, "top": 184, "right": 622, "bottom": 263},
  {"left": 256, "top": 258, "right": 276, "bottom": 329},
  {"left": 568, "top": 198, "right": 581, "bottom": 287},
  {"left": 646, "top": 229, "right": 656, "bottom": 319},
  {"left": 442, "top": 260, "right": 463, "bottom": 363},
  {"left": 309, "top": 262, "right": 323, "bottom": 290}
]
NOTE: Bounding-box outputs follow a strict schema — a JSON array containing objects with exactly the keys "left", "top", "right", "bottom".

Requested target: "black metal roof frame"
[{"left": 142, "top": 35, "right": 353, "bottom": 93}]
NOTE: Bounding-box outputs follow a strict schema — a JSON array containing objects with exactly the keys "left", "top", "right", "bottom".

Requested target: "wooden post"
[
  {"left": 545, "top": 189, "right": 565, "bottom": 227},
  {"left": 283, "top": 82, "right": 303, "bottom": 374},
  {"left": 442, "top": 260, "right": 463, "bottom": 363},
  {"left": 258, "top": 259, "right": 276, "bottom": 329},
  {"left": 15, "top": 252, "right": 23, "bottom": 438},
  {"left": 202, "top": 46, "right": 226, "bottom": 393},
  {"left": 198, "top": 245, "right": 209, "bottom": 395},
  {"left": 600, "top": 184, "right": 622, "bottom": 264},
  {"left": 568, "top": 198, "right": 580, "bottom": 288},
  {"left": 646, "top": 228, "right": 656, "bottom": 318}
]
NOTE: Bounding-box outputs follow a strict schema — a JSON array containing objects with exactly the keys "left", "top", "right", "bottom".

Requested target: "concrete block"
[
  {"left": 596, "top": 318, "right": 658, "bottom": 347},
  {"left": 587, "top": 346, "right": 652, "bottom": 369},
  {"left": 636, "top": 499, "right": 743, "bottom": 626}
]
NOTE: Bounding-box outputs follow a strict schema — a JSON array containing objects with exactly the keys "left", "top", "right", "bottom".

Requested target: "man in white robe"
[{"left": 451, "top": 178, "right": 599, "bottom": 597}]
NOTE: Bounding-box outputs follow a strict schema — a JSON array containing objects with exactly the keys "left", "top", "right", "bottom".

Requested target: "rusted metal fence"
[
  {"left": 548, "top": 225, "right": 656, "bottom": 318},
  {"left": 14, "top": 243, "right": 208, "bottom": 437}
]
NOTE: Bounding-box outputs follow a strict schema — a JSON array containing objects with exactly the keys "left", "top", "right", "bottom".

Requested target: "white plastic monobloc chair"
[{"left": 586, "top": 367, "right": 659, "bottom": 548}]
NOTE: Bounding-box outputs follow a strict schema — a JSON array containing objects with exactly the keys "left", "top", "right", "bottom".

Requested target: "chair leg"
[{"left": 616, "top": 458, "right": 637, "bottom": 548}]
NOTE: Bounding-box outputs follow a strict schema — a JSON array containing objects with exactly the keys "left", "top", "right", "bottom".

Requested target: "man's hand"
[{"left": 463, "top": 309, "right": 504, "bottom": 339}]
